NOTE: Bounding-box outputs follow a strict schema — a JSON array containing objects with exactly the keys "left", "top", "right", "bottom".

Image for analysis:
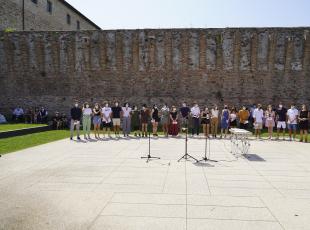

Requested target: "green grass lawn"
[
  {"left": 0, "top": 123, "right": 47, "bottom": 132},
  {"left": 0, "top": 130, "right": 71, "bottom": 155}
]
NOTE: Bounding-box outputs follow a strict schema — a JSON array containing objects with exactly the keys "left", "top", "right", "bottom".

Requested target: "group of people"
[
  {"left": 250, "top": 103, "right": 309, "bottom": 142},
  {"left": 69, "top": 101, "right": 309, "bottom": 142},
  {"left": 11, "top": 106, "right": 49, "bottom": 124},
  {"left": 9, "top": 106, "right": 69, "bottom": 129},
  {"left": 51, "top": 111, "right": 69, "bottom": 130}
]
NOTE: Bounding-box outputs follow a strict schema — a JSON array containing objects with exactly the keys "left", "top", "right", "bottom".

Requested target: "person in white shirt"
[
  {"left": 161, "top": 104, "right": 170, "bottom": 137},
  {"left": 190, "top": 102, "right": 200, "bottom": 136},
  {"left": 82, "top": 102, "right": 92, "bottom": 140},
  {"left": 101, "top": 102, "right": 112, "bottom": 137},
  {"left": 287, "top": 104, "right": 299, "bottom": 141},
  {"left": 211, "top": 105, "right": 219, "bottom": 138},
  {"left": 12, "top": 107, "right": 24, "bottom": 122},
  {"left": 121, "top": 103, "right": 132, "bottom": 137},
  {"left": 253, "top": 104, "right": 264, "bottom": 139}
]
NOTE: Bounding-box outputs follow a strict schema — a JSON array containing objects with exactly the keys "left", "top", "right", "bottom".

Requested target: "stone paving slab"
[{"left": 0, "top": 135, "right": 310, "bottom": 229}]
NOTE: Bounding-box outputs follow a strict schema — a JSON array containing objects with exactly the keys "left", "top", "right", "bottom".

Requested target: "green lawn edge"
[
  {"left": 0, "top": 130, "right": 70, "bottom": 155},
  {"left": 0, "top": 123, "right": 48, "bottom": 132}
]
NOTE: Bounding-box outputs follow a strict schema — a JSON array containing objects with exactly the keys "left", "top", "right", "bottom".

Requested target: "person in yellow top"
[{"left": 238, "top": 106, "right": 250, "bottom": 130}]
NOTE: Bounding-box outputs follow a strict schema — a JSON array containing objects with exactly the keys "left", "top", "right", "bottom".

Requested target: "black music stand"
[
  {"left": 197, "top": 135, "right": 218, "bottom": 163},
  {"left": 178, "top": 121, "right": 198, "bottom": 162},
  {"left": 141, "top": 125, "right": 160, "bottom": 163}
]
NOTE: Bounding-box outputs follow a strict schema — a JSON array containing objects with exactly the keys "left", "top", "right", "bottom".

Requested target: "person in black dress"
[
  {"left": 151, "top": 104, "right": 160, "bottom": 136},
  {"left": 169, "top": 106, "right": 179, "bottom": 136},
  {"left": 201, "top": 107, "right": 210, "bottom": 137},
  {"left": 298, "top": 104, "right": 309, "bottom": 143},
  {"left": 140, "top": 104, "right": 150, "bottom": 137},
  {"left": 111, "top": 101, "right": 122, "bottom": 137}
]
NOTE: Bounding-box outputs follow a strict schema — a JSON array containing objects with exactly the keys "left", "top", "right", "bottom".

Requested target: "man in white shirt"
[
  {"left": 101, "top": 103, "right": 112, "bottom": 137},
  {"left": 287, "top": 104, "right": 299, "bottom": 141},
  {"left": 253, "top": 104, "right": 264, "bottom": 139},
  {"left": 211, "top": 105, "right": 219, "bottom": 138},
  {"left": 190, "top": 102, "right": 200, "bottom": 136},
  {"left": 121, "top": 103, "right": 132, "bottom": 137},
  {"left": 12, "top": 107, "right": 24, "bottom": 122}
]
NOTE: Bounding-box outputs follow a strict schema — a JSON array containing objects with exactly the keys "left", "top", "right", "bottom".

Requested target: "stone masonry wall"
[{"left": 0, "top": 28, "right": 310, "bottom": 115}]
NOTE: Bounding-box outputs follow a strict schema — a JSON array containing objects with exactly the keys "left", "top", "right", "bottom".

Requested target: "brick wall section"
[
  {"left": 0, "top": 28, "right": 309, "bottom": 115},
  {"left": 0, "top": 0, "right": 99, "bottom": 31}
]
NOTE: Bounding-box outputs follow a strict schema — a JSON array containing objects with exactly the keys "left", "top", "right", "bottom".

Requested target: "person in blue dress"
[{"left": 220, "top": 105, "right": 230, "bottom": 139}]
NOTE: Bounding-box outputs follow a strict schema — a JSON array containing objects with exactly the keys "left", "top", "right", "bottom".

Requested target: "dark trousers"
[
  {"left": 192, "top": 117, "right": 200, "bottom": 135},
  {"left": 240, "top": 123, "right": 248, "bottom": 130},
  {"left": 12, "top": 115, "right": 24, "bottom": 123}
]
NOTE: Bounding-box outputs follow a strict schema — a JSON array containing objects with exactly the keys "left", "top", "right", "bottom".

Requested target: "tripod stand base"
[
  {"left": 141, "top": 155, "right": 160, "bottom": 163},
  {"left": 197, "top": 157, "right": 218, "bottom": 163},
  {"left": 178, "top": 153, "right": 198, "bottom": 162}
]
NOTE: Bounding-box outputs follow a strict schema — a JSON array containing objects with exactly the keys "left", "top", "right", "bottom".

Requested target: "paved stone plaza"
[{"left": 0, "top": 136, "right": 310, "bottom": 230}]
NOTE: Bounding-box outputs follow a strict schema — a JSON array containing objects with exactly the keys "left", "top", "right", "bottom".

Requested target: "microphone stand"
[
  {"left": 141, "top": 116, "right": 160, "bottom": 163},
  {"left": 197, "top": 134, "right": 218, "bottom": 163},
  {"left": 178, "top": 119, "right": 198, "bottom": 162}
]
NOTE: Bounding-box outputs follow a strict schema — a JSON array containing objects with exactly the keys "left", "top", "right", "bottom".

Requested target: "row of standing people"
[
  {"left": 70, "top": 101, "right": 181, "bottom": 140},
  {"left": 69, "top": 101, "right": 309, "bottom": 142},
  {"left": 250, "top": 103, "right": 309, "bottom": 142}
]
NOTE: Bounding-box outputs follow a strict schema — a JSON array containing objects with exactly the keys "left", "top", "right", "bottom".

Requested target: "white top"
[
  {"left": 191, "top": 106, "right": 200, "bottom": 118},
  {"left": 253, "top": 108, "right": 264, "bottom": 123},
  {"left": 211, "top": 109, "right": 219, "bottom": 118},
  {"left": 101, "top": 107, "right": 112, "bottom": 122},
  {"left": 287, "top": 108, "right": 299, "bottom": 124},
  {"left": 161, "top": 107, "right": 170, "bottom": 112},
  {"left": 13, "top": 108, "right": 24, "bottom": 116},
  {"left": 83, "top": 108, "right": 92, "bottom": 116},
  {"left": 122, "top": 107, "right": 132, "bottom": 117},
  {"left": 230, "top": 113, "right": 237, "bottom": 121}
]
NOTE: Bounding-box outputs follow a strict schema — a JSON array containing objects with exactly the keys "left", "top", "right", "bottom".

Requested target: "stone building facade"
[
  {"left": 0, "top": 28, "right": 309, "bottom": 116},
  {"left": 0, "top": 0, "right": 101, "bottom": 31}
]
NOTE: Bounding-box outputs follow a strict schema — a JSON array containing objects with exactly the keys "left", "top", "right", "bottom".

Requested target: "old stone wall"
[{"left": 0, "top": 28, "right": 309, "bottom": 115}]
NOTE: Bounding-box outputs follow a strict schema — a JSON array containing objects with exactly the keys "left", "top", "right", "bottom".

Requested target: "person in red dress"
[{"left": 169, "top": 106, "right": 179, "bottom": 136}]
